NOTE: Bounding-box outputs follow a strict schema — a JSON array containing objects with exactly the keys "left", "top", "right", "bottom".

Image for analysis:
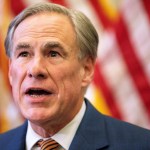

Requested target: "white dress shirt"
[{"left": 26, "top": 101, "right": 86, "bottom": 150}]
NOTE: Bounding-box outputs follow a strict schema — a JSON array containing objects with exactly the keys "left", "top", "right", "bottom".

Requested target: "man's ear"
[
  {"left": 81, "top": 57, "right": 95, "bottom": 87},
  {"left": 8, "top": 59, "right": 12, "bottom": 86}
]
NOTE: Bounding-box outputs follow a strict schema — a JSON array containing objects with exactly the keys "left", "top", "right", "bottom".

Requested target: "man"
[{"left": 0, "top": 2, "right": 150, "bottom": 150}]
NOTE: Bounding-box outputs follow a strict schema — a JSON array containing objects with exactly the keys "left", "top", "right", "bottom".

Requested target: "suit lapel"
[{"left": 69, "top": 99, "right": 109, "bottom": 150}]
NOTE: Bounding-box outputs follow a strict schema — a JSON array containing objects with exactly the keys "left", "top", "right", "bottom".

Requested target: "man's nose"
[{"left": 27, "top": 57, "right": 48, "bottom": 79}]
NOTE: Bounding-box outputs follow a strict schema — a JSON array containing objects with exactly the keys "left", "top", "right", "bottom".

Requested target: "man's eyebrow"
[
  {"left": 43, "top": 42, "right": 68, "bottom": 57},
  {"left": 43, "top": 42, "right": 64, "bottom": 50},
  {"left": 15, "top": 43, "right": 32, "bottom": 50}
]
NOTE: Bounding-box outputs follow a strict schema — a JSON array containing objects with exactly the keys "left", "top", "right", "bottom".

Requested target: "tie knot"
[{"left": 38, "top": 138, "right": 59, "bottom": 150}]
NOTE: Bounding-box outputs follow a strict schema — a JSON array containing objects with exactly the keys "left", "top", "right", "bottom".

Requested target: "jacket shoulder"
[
  {"left": 104, "top": 115, "right": 150, "bottom": 146},
  {"left": 84, "top": 99, "right": 150, "bottom": 149},
  {"left": 0, "top": 125, "right": 22, "bottom": 139},
  {"left": 0, "top": 121, "right": 27, "bottom": 149}
]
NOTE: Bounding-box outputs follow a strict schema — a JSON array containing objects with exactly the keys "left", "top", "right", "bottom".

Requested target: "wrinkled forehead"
[{"left": 14, "top": 12, "right": 74, "bottom": 35}]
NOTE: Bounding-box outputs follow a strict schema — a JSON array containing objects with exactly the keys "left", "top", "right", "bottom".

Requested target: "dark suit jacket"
[{"left": 0, "top": 100, "right": 150, "bottom": 150}]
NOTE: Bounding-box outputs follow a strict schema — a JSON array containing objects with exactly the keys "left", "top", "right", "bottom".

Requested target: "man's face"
[{"left": 9, "top": 12, "right": 94, "bottom": 127}]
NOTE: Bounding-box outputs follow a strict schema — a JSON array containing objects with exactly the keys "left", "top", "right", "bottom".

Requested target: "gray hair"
[{"left": 5, "top": 2, "right": 99, "bottom": 61}]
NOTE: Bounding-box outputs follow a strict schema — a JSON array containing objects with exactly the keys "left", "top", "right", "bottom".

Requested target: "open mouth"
[{"left": 25, "top": 88, "right": 52, "bottom": 96}]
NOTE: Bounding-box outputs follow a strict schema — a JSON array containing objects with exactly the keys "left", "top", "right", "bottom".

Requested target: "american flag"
[{"left": 0, "top": 0, "right": 150, "bottom": 133}]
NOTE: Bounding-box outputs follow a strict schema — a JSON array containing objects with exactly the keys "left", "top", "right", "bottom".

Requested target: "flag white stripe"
[{"left": 122, "top": 0, "right": 150, "bottom": 83}]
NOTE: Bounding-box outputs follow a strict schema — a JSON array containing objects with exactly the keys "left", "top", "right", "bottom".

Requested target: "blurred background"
[{"left": 0, "top": 0, "right": 150, "bottom": 133}]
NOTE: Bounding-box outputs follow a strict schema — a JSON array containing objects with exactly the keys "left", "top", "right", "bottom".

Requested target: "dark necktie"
[{"left": 37, "top": 138, "right": 59, "bottom": 150}]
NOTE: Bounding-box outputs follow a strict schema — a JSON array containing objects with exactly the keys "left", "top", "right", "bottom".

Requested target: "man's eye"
[
  {"left": 18, "top": 52, "right": 29, "bottom": 57},
  {"left": 49, "top": 51, "right": 60, "bottom": 57}
]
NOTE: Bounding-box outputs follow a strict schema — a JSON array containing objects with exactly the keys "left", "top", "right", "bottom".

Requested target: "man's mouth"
[{"left": 25, "top": 88, "right": 52, "bottom": 97}]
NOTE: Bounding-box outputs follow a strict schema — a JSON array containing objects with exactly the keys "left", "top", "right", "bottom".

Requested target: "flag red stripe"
[
  {"left": 88, "top": 0, "right": 115, "bottom": 28},
  {"left": 142, "top": 0, "right": 150, "bottom": 21},
  {"left": 10, "top": 0, "right": 26, "bottom": 16},
  {"left": 90, "top": 1, "right": 150, "bottom": 118},
  {"left": 10, "top": 0, "right": 68, "bottom": 16},
  {"left": 89, "top": 0, "right": 123, "bottom": 119},
  {"left": 49, "top": 0, "right": 68, "bottom": 6},
  {"left": 94, "top": 62, "right": 122, "bottom": 119}
]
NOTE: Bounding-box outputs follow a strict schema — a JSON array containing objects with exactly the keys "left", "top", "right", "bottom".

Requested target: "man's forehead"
[
  {"left": 13, "top": 12, "right": 74, "bottom": 39},
  {"left": 17, "top": 12, "right": 71, "bottom": 28}
]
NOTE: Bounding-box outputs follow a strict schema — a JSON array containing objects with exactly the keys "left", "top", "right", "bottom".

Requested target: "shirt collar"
[
  {"left": 26, "top": 101, "right": 86, "bottom": 150},
  {"left": 52, "top": 101, "right": 86, "bottom": 149},
  {"left": 26, "top": 121, "right": 43, "bottom": 150}
]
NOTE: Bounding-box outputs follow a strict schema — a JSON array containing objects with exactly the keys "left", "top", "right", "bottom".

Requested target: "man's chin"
[
  {"left": 22, "top": 109, "right": 49, "bottom": 122},
  {"left": 28, "top": 116, "right": 50, "bottom": 126}
]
